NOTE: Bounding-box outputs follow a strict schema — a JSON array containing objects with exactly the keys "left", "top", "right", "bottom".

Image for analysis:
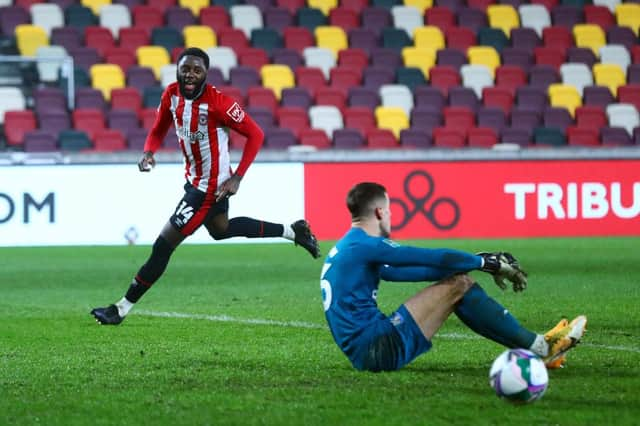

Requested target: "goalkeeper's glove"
[{"left": 478, "top": 252, "right": 528, "bottom": 292}]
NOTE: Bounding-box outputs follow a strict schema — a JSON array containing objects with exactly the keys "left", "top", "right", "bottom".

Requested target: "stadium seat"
[
  {"left": 448, "top": 87, "right": 479, "bottom": 111},
  {"left": 93, "top": 129, "right": 127, "bottom": 152},
  {"left": 396, "top": 67, "right": 427, "bottom": 91},
  {"left": 606, "top": 27, "right": 636, "bottom": 52},
  {"left": 81, "top": 0, "right": 111, "bottom": 16},
  {"left": 617, "top": 84, "right": 640, "bottom": 111},
  {"left": 443, "top": 106, "right": 475, "bottom": 134},
  {"left": 166, "top": 5, "right": 197, "bottom": 32},
  {"left": 606, "top": 103, "right": 639, "bottom": 135},
  {"left": 426, "top": 7, "right": 455, "bottom": 32},
  {"left": 230, "top": 5, "right": 263, "bottom": 39},
  {"left": 615, "top": 3, "right": 640, "bottom": 35},
  {"left": 260, "top": 64, "right": 294, "bottom": 99},
  {"left": 488, "top": 5, "right": 520, "bottom": 36},
  {"left": 482, "top": 87, "right": 514, "bottom": 114},
  {"left": 477, "top": 106, "right": 506, "bottom": 135},
  {"left": 381, "top": 27, "right": 412, "bottom": 52},
  {"left": 529, "top": 64, "right": 559, "bottom": 90},
  {"left": 110, "top": 87, "right": 142, "bottom": 113},
  {"left": 281, "top": 87, "right": 313, "bottom": 109},
  {"left": 315, "top": 26, "right": 348, "bottom": 58},
  {"left": 478, "top": 27, "right": 509, "bottom": 53},
  {"left": 200, "top": 6, "right": 231, "bottom": 31},
  {"left": 399, "top": 128, "right": 432, "bottom": 148},
  {"left": 296, "top": 7, "right": 328, "bottom": 32},
  {"left": 495, "top": 65, "right": 527, "bottom": 96},
  {"left": 436, "top": 48, "right": 466, "bottom": 70},
  {"left": 118, "top": 28, "right": 149, "bottom": 55},
  {"left": 599, "top": 44, "right": 631, "bottom": 74},
  {"left": 410, "top": 107, "right": 442, "bottom": 134},
  {"left": 519, "top": 4, "right": 551, "bottom": 36},
  {"left": 295, "top": 67, "right": 327, "bottom": 96},
  {"left": 4, "top": 110, "right": 36, "bottom": 147},
  {"left": 467, "top": 46, "right": 500, "bottom": 77},
  {"left": 72, "top": 108, "right": 106, "bottom": 141},
  {"left": 460, "top": 64, "right": 494, "bottom": 98},
  {"left": 338, "top": 48, "right": 369, "bottom": 73},
  {"left": 308, "top": 0, "right": 338, "bottom": 15},
  {"left": 36, "top": 46, "right": 68, "bottom": 84},
  {"left": 333, "top": 128, "right": 365, "bottom": 148},
  {"left": 75, "top": 87, "right": 107, "bottom": 113},
  {"left": 15, "top": 24, "right": 48, "bottom": 57},
  {"left": 468, "top": 127, "right": 498, "bottom": 147},
  {"left": 283, "top": 26, "right": 314, "bottom": 54},
  {"left": 136, "top": 46, "right": 170, "bottom": 80},
  {"left": 601, "top": 126, "right": 633, "bottom": 145},
  {"left": 374, "top": 106, "right": 409, "bottom": 139},
  {"left": 458, "top": 8, "right": 488, "bottom": 33},
  {"left": 302, "top": 47, "right": 336, "bottom": 79},
  {"left": 85, "top": 26, "right": 115, "bottom": 58},
  {"left": 548, "top": 83, "right": 581, "bottom": 116},
  {"left": 444, "top": 26, "right": 476, "bottom": 52},
  {"left": 574, "top": 105, "right": 607, "bottom": 130},
  {"left": 205, "top": 47, "right": 237, "bottom": 81},
  {"left": 298, "top": 128, "right": 331, "bottom": 149},
  {"left": 391, "top": 5, "right": 423, "bottom": 39},
  {"left": 329, "top": 67, "right": 361, "bottom": 97},
  {"left": 183, "top": 25, "right": 217, "bottom": 50},
  {"left": 573, "top": 24, "right": 606, "bottom": 55},
  {"left": 179, "top": 0, "right": 208, "bottom": 16},
  {"left": 566, "top": 47, "right": 597, "bottom": 68},
  {"left": 151, "top": 27, "right": 183, "bottom": 54},
  {"left": 348, "top": 86, "right": 380, "bottom": 109},
  {"left": 414, "top": 86, "right": 445, "bottom": 112},
  {"left": 583, "top": 85, "right": 614, "bottom": 108},
  {"left": 401, "top": 47, "right": 437, "bottom": 80},
  {"left": 108, "top": 109, "right": 140, "bottom": 139},
  {"left": 360, "top": 7, "right": 392, "bottom": 38},
  {"left": 533, "top": 127, "right": 567, "bottom": 146},
  {"left": 58, "top": 129, "right": 93, "bottom": 151},
  {"left": 379, "top": 84, "right": 413, "bottom": 116},
  {"left": 23, "top": 130, "right": 58, "bottom": 152},
  {"left": 534, "top": 46, "right": 566, "bottom": 70},
  {"left": 99, "top": 4, "right": 131, "bottom": 39},
  {"left": 309, "top": 105, "right": 343, "bottom": 138},
  {"left": 413, "top": 26, "right": 445, "bottom": 53},
  {"left": 567, "top": 126, "right": 600, "bottom": 146},
  {"left": 131, "top": 5, "right": 164, "bottom": 37},
  {"left": 30, "top": 3, "right": 64, "bottom": 37},
  {"left": 429, "top": 66, "right": 461, "bottom": 96},
  {"left": 367, "top": 128, "right": 399, "bottom": 148},
  {"left": 559, "top": 63, "right": 593, "bottom": 96},
  {"left": 511, "top": 28, "right": 541, "bottom": 52},
  {"left": 433, "top": 127, "right": 466, "bottom": 148},
  {"left": 584, "top": 5, "right": 614, "bottom": 30},
  {"left": 543, "top": 106, "right": 574, "bottom": 133},
  {"left": 593, "top": 63, "right": 625, "bottom": 96},
  {"left": 277, "top": 106, "right": 310, "bottom": 137},
  {"left": 343, "top": 106, "right": 376, "bottom": 137},
  {"left": 552, "top": 5, "right": 583, "bottom": 29},
  {"left": 90, "top": 63, "right": 125, "bottom": 101}
]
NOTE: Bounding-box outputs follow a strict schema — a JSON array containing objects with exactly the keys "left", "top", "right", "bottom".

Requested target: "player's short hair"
[
  {"left": 177, "top": 47, "right": 210, "bottom": 69},
  {"left": 347, "top": 182, "right": 387, "bottom": 220}
]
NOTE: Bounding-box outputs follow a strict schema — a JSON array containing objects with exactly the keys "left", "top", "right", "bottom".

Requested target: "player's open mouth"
[{"left": 184, "top": 83, "right": 195, "bottom": 92}]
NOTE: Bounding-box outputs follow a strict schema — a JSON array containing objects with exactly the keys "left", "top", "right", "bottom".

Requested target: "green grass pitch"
[{"left": 1, "top": 237, "right": 639, "bottom": 426}]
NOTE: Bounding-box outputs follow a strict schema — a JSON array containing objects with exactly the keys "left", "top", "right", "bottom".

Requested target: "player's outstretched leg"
[
  {"left": 543, "top": 315, "right": 587, "bottom": 368},
  {"left": 91, "top": 304, "right": 125, "bottom": 325},
  {"left": 291, "top": 219, "right": 321, "bottom": 258}
]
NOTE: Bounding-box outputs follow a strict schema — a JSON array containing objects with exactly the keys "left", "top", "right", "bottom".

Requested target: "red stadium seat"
[
  {"left": 482, "top": 87, "right": 514, "bottom": 114},
  {"left": 495, "top": 65, "right": 527, "bottom": 96},
  {"left": 340, "top": 0, "right": 368, "bottom": 13},
  {"left": 429, "top": 66, "right": 461, "bottom": 96},
  {"left": 329, "top": 7, "right": 360, "bottom": 32},
  {"left": 617, "top": 84, "right": 640, "bottom": 112},
  {"left": 139, "top": 108, "right": 157, "bottom": 130},
  {"left": 467, "top": 0, "right": 494, "bottom": 12},
  {"left": 199, "top": 6, "right": 231, "bottom": 31},
  {"left": 283, "top": 26, "right": 314, "bottom": 53},
  {"left": 315, "top": 87, "right": 347, "bottom": 113},
  {"left": 295, "top": 67, "right": 327, "bottom": 97},
  {"left": 344, "top": 106, "right": 376, "bottom": 137},
  {"left": 4, "top": 110, "right": 36, "bottom": 147},
  {"left": 85, "top": 26, "right": 115, "bottom": 58},
  {"left": 104, "top": 47, "right": 137, "bottom": 74},
  {"left": 468, "top": 127, "right": 498, "bottom": 147},
  {"left": 72, "top": 109, "right": 106, "bottom": 141},
  {"left": 445, "top": 27, "right": 477, "bottom": 52},
  {"left": 277, "top": 0, "right": 306, "bottom": 15},
  {"left": 425, "top": 7, "right": 455, "bottom": 32},
  {"left": 329, "top": 67, "right": 362, "bottom": 97},
  {"left": 217, "top": 28, "right": 249, "bottom": 52},
  {"left": 118, "top": 28, "right": 149, "bottom": 56},
  {"left": 542, "top": 26, "right": 573, "bottom": 50},
  {"left": 247, "top": 87, "right": 278, "bottom": 111},
  {"left": 299, "top": 128, "right": 331, "bottom": 149},
  {"left": 433, "top": 127, "right": 466, "bottom": 148},
  {"left": 132, "top": 5, "right": 164, "bottom": 37},
  {"left": 567, "top": 127, "right": 600, "bottom": 146},
  {"left": 366, "top": 129, "right": 398, "bottom": 148},
  {"left": 337, "top": 48, "right": 369, "bottom": 73},
  {"left": 574, "top": 106, "right": 607, "bottom": 130},
  {"left": 530, "top": 0, "right": 558, "bottom": 11},
  {"left": 277, "top": 106, "right": 310, "bottom": 138},
  {"left": 533, "top": 46, "right": 566, "bottom": 70},
  {"left": 443, "top": 106, "right": 475, "bottom": 134},
  {"left": 237, "top": 47, "right": 269, "bottom": 72},
  {"left": 584, "top": 5, "right": 614, "bottom": 31},
  {"left": 147, "top": 0, "right": 177, "bottom": 14},
  {"left": 93, "top": 129, "right": 127, "bottom": 152},
  {"left": 110, "top": 88, "right": 143, "bottom": 114}
]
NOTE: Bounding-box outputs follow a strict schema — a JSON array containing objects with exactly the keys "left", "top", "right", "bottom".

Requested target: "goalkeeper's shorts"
[{"left": 350, "top": 304, "right": 432, "bottom": 372}]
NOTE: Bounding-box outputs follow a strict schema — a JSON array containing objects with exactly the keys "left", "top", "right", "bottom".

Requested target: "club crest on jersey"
[
  {"left": 198, "top": 113, "right": 207, "bottom": 125},
  {"left": 226, "top": 102, "right": 245, "bottom": 123}
]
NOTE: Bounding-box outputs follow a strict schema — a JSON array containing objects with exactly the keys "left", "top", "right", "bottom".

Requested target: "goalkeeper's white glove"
[{"left": 478, "top": 252, "right": 528, "bottom": 292}]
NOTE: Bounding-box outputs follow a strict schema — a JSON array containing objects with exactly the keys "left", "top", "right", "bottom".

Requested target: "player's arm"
[
  {"left": 139, "top": 89, "right": 173, "bottom": 172},
  {"left": 380, "top": 265, "right": 459, "bottom": 282},
  {"left": 214, "top": 93, "right": 264, "bottom": 200}
]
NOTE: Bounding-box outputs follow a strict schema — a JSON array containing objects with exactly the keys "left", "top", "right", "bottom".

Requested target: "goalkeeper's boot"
[
  {"left": 91, "top": 304, "right": 125, "bottom": 325},
  {"left": 291, "top": 220, "right": 321, "bottom": 259},
  {"left": 543, "top": 318, "right": 568, "bottom": 369},
  {"left": 543, "top": 315, "right": 587, "bottom": 369}
]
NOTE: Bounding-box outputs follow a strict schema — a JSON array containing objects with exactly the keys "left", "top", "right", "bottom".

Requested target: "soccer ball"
[{"left": 489, "top": 349, "right": 549, "bottom": 404}]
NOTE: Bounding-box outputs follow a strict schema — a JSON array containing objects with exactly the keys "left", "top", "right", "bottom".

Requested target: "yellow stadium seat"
[
  {"left": 15, "top": 24, "right": 48, "bottom": 57},
  {"left": 308, "top": 0, "right": 338, "bottom": 16},
  {"left": 179, "top": 0, "right": 208, "bottom": 16},
  {"left": 260, "top": 64, "right": 295, "bottom": 99},
  {"left": 81, "top": 0, "right": 111, "bottom": 15},
  {"left": 374, "top": 106, "right": 409, "bottom": 139},
  {"left": 136, "top": 46, "right": 170, "bottom": 80},
  {"left": 404, "top": 0, "right": 433, "bottom": 14},
  {"left": 413, "top": 26, "right": 445, "bottom": 50},
  {"left": 615, "top": 4, "right": 640, "bottom": 35},
  {"left": 401, "top": 47, "right": 436, "bottom": 79},
  {"left": 314, "top": 26, "right": 348, "bottom": 58},
  {"left": 548, "top": 84, "right": 582, "bottom": 116},
  {"left": 487, "top": 5, "right": 520, "bottom": 36},
  {"left": 90, "top": 64, "right": 124, "bottom": 101},
  {"left": 467, "top": 46, "right": 500, "bottom": 77},
  {"left": 593, "top": 63, "right": 626, "bottom": 96},
  {"left": 573, "top": 24, "right": 606, "bottom": 56},
  {"left": 183, "top": 25, "right": 217, "bottom": 51}
]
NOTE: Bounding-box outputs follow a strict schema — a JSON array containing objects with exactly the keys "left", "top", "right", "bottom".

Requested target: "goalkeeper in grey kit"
[{"left": 320, "top": 182, "right": 587, "bottom": 372}]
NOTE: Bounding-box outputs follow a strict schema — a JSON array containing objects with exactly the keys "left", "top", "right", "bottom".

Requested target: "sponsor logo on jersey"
[
  {"left": 226, "top": 102, "right": 245, "bottom": 123},
  {"left": 177, "top": 127, "right": 207, "bottom": 143},
  {"left": 390, "top": 311, "right": 404, "bottom": 326}
]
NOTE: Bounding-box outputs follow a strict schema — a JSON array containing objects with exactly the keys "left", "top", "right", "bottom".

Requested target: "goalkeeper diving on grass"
[{"left": 320, "top": 182, "right": 587, "bottom": 372}]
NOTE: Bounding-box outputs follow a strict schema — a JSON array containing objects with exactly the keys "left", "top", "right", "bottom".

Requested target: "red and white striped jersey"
[{"left": 144, "top": 83, "right": 264, "bottom": 194}]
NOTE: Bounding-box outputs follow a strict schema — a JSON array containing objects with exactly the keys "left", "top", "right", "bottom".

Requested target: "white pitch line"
[{"left": 136, "top": 310, "right": 640, "bottom": 354}]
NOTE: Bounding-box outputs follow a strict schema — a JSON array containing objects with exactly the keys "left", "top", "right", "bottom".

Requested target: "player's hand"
[
  {"left": 216, "top": 174, "right": 242, "bottom": 202},
  {"left": 138, "top": 151, "right": 156, "bottom": 172},
  {"left": 478, "top": 252, "right": 528, "bottom": 292}
]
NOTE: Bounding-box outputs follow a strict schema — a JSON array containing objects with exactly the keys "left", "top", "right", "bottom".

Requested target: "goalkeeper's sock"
[
  {"left": 454, "top": 283, "right": 537, "bottom": 349},
  {"left": 115, "top": 297, "right": 134, "bottom": 317},
  {"left": 210, "top": 217, "right": 286, "bottom": 240},
  {"left": 528, "top": 334, "right": 549, "bottom": 357}
]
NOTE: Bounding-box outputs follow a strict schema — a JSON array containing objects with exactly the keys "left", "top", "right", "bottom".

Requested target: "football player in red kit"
[{"left": 91, "top": 47, "right": 320, "bottom": 325}]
